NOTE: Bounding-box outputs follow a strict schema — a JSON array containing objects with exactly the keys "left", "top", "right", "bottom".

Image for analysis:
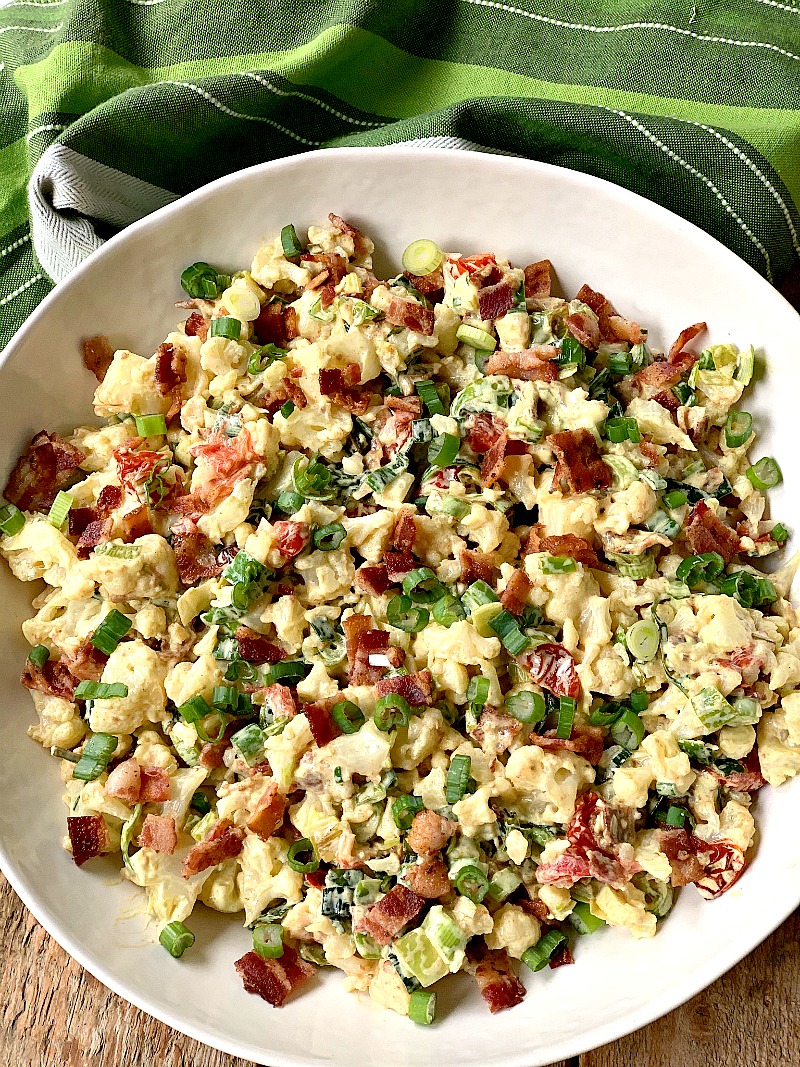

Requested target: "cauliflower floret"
[
  {"left": 29, "top": 692, "right": 86, "bottom": 749},
  {"left": 369, "top": 959, "right": 411, "bottom": 1017},
  {"left": 133, "top": 729, "right": 179, "bottom": 774},
  {"left": 197, "top": 479, "right": 255, "bottom": 542},
  {"left": 68, "top": 421, "right": 137, "bottom": 471},
  {"left": 126, "top": 846, "right": 212, "bottom": 923},
  {"left": 81, "top": 535, "right": 179, "bottom": 601},
  {"left": 198, "top": 858, "right": 243, "bottom": 913},
  {"left": 611, "top": 764, "right": 654, "bottom": 808},
  {"left": 694, "top": 595, "right": 754, "bottom": 651},
  {"left": 251, "top": 234, "right": 312, "bottom": 290},
  {"left": 484, "top": 904, "right": 541, "bottom": 958},
  {"left": 89, "top": 640, "right": 168, "bottom": 734},
  {"left": 537, "top": 884, "right": 575, "bottom": 921},
  {"left": 342, "top": 509, "right": 395, "bottom": 562},
  {"left": 596, "top": 481, "right": 657, "bottom": 536},
  {"left": 525, "top": 560, "right": 600, "bottom": 627},
  {"left": 412, "top": 514, "right": 466, "bottom": 566},
  {"left": 633, "top": 829, "right": 673, "bottom": 882},
  {"left": 392, "top": 709, "right": 448, "bottom": 771},
  {"left": 259, "top": 595, "right": 306, "bottom": 650},
  {"left": 165, "top": 653, "right": 225, "bottom": 709},
  {"left": 457, "top": 505, "right": 511, "bottom": 554},
  {"left": 297, "top": 661, "right": 338, "bottom": 703},
  {"left": 237, "top": 834, "right": 305, "bottom": 926},
  {"left": 590, "top": 883, "right": 657, "bottom": 939},
  {"left": 177, "top": 578, "right": 221, "bottom": 627},
  {"left": 295, "top": 548, "right": 355, "bottom": 605},
  {"left": 781, "top": 691, "right": 800, "bottom": 747},
  {"left": 717, "top": 724, "right": 756, "bottom": 759},
  {"left": 757, "top": 709, "right": 800, "bottom": 786},
  {"left": 452, "top": 784, "right": 499, "bottom": 838},
  {"left": 536, "top": 481, "right": 600, "bottom": 540},
  {"left": 1, "top": 517, "right": 90, "bottom": 597},
  {"left": 94, "top": 350, "right": 171, "bottom": 418},
  {"left": 625, "top": 397, "right": 695, "bottom": 450},
  {"left": 495, "top": 311, "right": 531, "bottom": 352},
  {"left": 504, "top": 746, "right": 594, "bottom": 825},
  {"left": 451, "top": 896, "right": 494, "bottom": 937},
  {"left": 278, "top": 404, "right": 352, "bottom": 462},
  {"left": 639, "top": 729, "right": 695, "bottom": 794},
  {"left": 718, "top": 799, "right": 756, "bottom": 852}
]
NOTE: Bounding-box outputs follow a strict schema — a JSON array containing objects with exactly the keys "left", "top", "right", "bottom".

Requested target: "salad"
[{"left": 2, "top": 213, "right": 799, "bottom": 1024}]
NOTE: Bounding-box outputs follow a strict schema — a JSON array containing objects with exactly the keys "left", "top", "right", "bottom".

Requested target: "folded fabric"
[{"left": 1, "top": 0, "right": 799, "bottom": 351}]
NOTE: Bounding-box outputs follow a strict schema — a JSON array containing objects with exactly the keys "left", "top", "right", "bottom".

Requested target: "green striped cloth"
[{"left": 2, "top": 0, "right": 799, "bottom": 352}]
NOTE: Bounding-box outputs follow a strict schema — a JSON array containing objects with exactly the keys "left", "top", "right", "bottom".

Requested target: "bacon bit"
[
  {"left": 247, "top": 782, "right": 287, "bottom": 841},
  {"left": 304, "top": 251, "right": 348, "bottom": 285},
  {"left": 531, "top": 724, "right": 605, "bottom": 766},
  {"left": 484, "top": 348, "right": 560, "bottom": 382},
  {"left": 282, "top": 377, "right": 307, "bottom": 409},
  {"left": 354, "top": 885, "right": 426, "bottom": 945},
  {"left": 257, "top": 388, "right": 291, "bottom": 418},
  {"left": 405, "top": 267, "right": 444, "bottom": 294},
  {"left": 172, "top": 523, "right": 224, "bottom": 585},
  {"left": 318, "top": 283, "right": 336, "bottom": 309},
  {"left": 328, "top": 212, "right": 371, "bottom": 257},
  {"left": 63, "top": 639, "right": 107, "bottom": 682},
  {"left": 140, "top": 766, "right": 171, "bottom": 802},
  {"left": 343, "top": 615, "right": 374, "bottom": 670},
  {"left": 21, "top": 658, "right": 78, "bottom": 699},
  {"left": 105, "top": 759, "right": 142, "bottom": 803},
  {"left": 403, "top": 855, "right": 451, "bottom": 898},
  {"left": 95, "top": 484, "right": 122, "bottom": 515},
  {"left": 499, "top": 569, "right": 532, "bottom": 615},
  {"left": 138, "top": 814, "right": 177, "bottom": 855},
  {"left": 374, "top": 669, "right": 435, "bottom": 707},
  {"left": 199, "top": 740, "right": 228, "bottom": 769},
  {"left": 459, "top": 548, "right": 495, "bottom": 585},
  {"left": 118, "top": 505, "right": 153, "bottom": 542},
  {"left": 536, "top": 792, "right": 638, "bottom": 889},
  {"left": 685, "top": 500, "right": 741, "bottom": 563},
  {"left": 154, "top": 341, "right": 187, "bottom": 395},
  {"left": 449, "top": 253, "right": 497, "bottom": 279},
  {"left": 477, "top": 278, "right": 515, "bottom": 321},
  {"left": 235, "top": 945, "right": 316, "bottom": 1007},
  {"left": 652, "top": 389, "right": 680, "bottom": 412},
  {"left": 181, "top": 819, "right": 245, "bottom": 878},
  {"left": 68, "top": 815, "right": 108, "bottom": 867},
  {"left": 549, "top": 945, "right": 575, "bottom": 969},
  {"left": 658, "top": 828, "right": 746, "bottom": 898},
  {"left": 4, "top": 431, "right": 85, "bottom": 512},
  {"left": 184, "top": 311, "right": 208, "bottom": 341},
  {"left": 521, "top": 643, "right": 580, "bottom": 697},
  {"left": 407, "top": 810, "right": 455, "bottom": 855},
  {"left": 466, "top": 412, "right": 502, "bottom": 453},
  {"left": 306, "top": 268, "right": 331, "bottom": 291},
  {"left": 113, "top": 443, "right": 163, "bottom": 496},
  {"left": 303, "top": 700, "right": 341, "bottom": 747},
  {"left": 518, "top": 897, "right": 550, "bottom": 922},
  {"left": 575, "top": 284, "right": 645, "bottom": 344},
  {"left": 68, "top": 507, "right": 95, "bottom": 538},
  {"left": 385, "top": 297, "right": 435, "bottom": 336},
  {"left": 284, "top": 306, "right": 299, "bottom": 340},
  {"left": 351, "top": 629, "right": 393, "bottom": 687},
  {"left": 391, "top": 507, "right": 417, "bottom": 552},
  {"left": 234, "top": 626, "right": 286, "bottom": 665},
  {"left": 710, "top": 747, "right": 767, "bottom": 793},
  {"left": 355, "top": 563, "right": 391, "bottom": 595},
  {"left": 471, "top": 950, "right": 526, "bottom": 1014},
  {"left": 472, "top": 709, "right": 523, "bottom": 757},
  {"left": 273, "top": 520, "right": 310, "bottom": 560},
  {"left": 631, "top": 350, "right": 698, "bottom": 392},
  {"left": 318, "top": 366, "right": 369, "bottom": 414},
  {"left": 384, "top": 551, "right": 416, "bottom": 581},
  {"left": 385, "top": 395, "right": 423, "bottom": 415},
  {"left": 76, "top": 517, "right": 112, "bottom": 558},
  {"left": 81, "top": 336, "right": 115, "bottom": 382},
  {"left": 190, "top": 427, "right": 262, "bottom": 509},
  {"left": 261, "top": 682, "right": 297, "bottom": 720},
  {"left": 524, "top": 260, "right": 552, "bottom": 297},
  {"left": 481, "top": 430, "right": 511, "bottom": 489},
  {"left": 526, "top": 529, "right": 602, "bottom": 569},
  {"left": 668, "top": 321, "right": 707, "bottom": 361},
  {"left": 254, "top": 301, "right": 293, "bottom": 347},
  {"left": 566, "top": 306, "right": 600, "bottom": 350},
  {"left": 548, "top": 428, "right": 611, "bottom": 494}
]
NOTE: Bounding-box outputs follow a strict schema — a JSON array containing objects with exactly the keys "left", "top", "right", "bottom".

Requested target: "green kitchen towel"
[{"left": 1, "top": 0, "right": 799, "bottom": 352}]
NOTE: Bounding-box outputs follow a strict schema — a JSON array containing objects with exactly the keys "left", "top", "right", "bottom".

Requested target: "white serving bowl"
[{"left": 1, "top": 146, "right": 799, "bottom": 1067}]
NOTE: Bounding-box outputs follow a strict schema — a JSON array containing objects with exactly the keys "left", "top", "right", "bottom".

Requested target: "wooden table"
[{"left": 1, "top": 872, "right": 798, "bottom": 1067}]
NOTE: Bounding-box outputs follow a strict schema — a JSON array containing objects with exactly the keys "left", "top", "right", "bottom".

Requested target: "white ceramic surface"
[{"left": 1, "top": 147, "right": 799, "bottom": 1067}]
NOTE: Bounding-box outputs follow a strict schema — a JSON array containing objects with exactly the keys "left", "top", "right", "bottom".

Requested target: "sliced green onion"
[
  {"left": 364, "top": 448, "right": 410, "bottom": 493},
  {"left": 412, "top": 419, "right": 433, "bottom": 444},
  {"left": 664, "top": 805, "right": 689, "bottom": 828},
  {"left": 265, "top": 660, "right": 309, "bottom": 684},
  {"left": 643, "top": 509, "right": 681, "bottom": 540},
  {"left": 280, "top": 223, "right": 303, "bottom": 258},
  {"left": 675, "top": 551, "right": 725, "bottom": 588},
  {"left": 331, "top": 699, "right": 365, "bottom": 735},
  {"left": 735, "top": 345, "right": 755, "bottom": 386},
  {"left": 604, "top": 416, "right": 641, "bottom": 444},
  {"left": 746, "top": 457, "right": 782, "bottom": 491},
  {"left": 408, "top": 988, "right": 437, "bottom": 1026},
  {"left": 387, "top": 594, "right": 429, "bottom": 633},
  {"left": 280, "top": 400, "right": 295, "bottom": 418},
  {"left": 46, "top": 491, "right": 73, "bottom": 528},
  {"left": 160, "top": 920, "right": 195, "bottom": 958},
  {"left": 415, "top": 379, "right": 445, "bottom": 416},
  {"left": 287, "top": 838, "right": 319, "bottom": 873},
  {"left": 466, "top": 676, "right": 490, "bottom": 709},
  {"left": 719, "top": 570, "right": 776, "bottom": 609},
  {"left": 293, "top": 455, "right": 335, "bottom": 500},
  {"left": 521, "top": 929, "right": 567, "bottom": 972},
  {"left": 308, "top": 296, "right": 336, "bottom": 323},
  {"left": 630, "top": 689, "right": 649, "bottom": 713},
  {"left": 568, "top": 900, "right": 605, "bottom": 935},
  {"left": 374, "top": 693, "right": 412, "bottom": 731},
  {"left": 672, "top": 382, "right": 696, "bottom": 407},
  {"left": 275, "top": 490, "right": 304, "bottom": 514},
  {"left": 248, "top": 343, "right": 287, "bottom": 374},
  {"left": 72, "top": 732, "right": 118, "bottom": 781},
  {"left": 558, "top": 335, "right": 586, "bottom": 368},
  {"left": 313, "top": 522, "right": 346, "bottom": 551},
  {"left": 610, "top": 708, "right": 645, "bottom": 750},
  {"left": 724, "top": 410, "right": 753, "bottom": 448},
  {"left": 606, "top": 552, "right": 655, "bottom": 580},
  {"left": 429, "top": 494, "right": 469, "bottom": 519},
  {"left": 231, "top": 723, "right": 266, "bottom": 766},
  {"left": 134, "top": 414, "right": 167, "bottom": 437},
  {"left": 190, "top": 791, "right": 211, "bottom": 816},
  {"left": 210, "top": 316, "right": 242, "bottom": 340},
  {"left": 555, "top": 696, "right": 575, "bottom": 739},
  {"left": 588, "top": 701, "right": 625, "bottom": 727},
  {"left": 445, "top": 754, "right": 472, "bottom": 805},
  {"left": 253, "top": 922, "right": 284, "bottom": 959},
  {"left": 540, "top": 554, "right": 577, "bottom": 574},
  {"left": 772, "top": 523, "right": 789, "bottom": 544},
  {"left": 74, "top": 681, "right": 128, "bottom": 700},
  {"left": 28, "top": 644, "right": 50, "bottom": 669},
  {"left": 454, "top": 864, "right": 489, "bottom": 905},
  {"left": 180, "top": 262, "right": 230, "bottom": 300},
  {"left": 461, "top": 580, "right": 499, "bottom": 613},
  {"left": 489, "top": 609, "right": 531, "bottom": 655},
  {"left": 607, "top": 351, "right": 632, "bottom": 375},
  {"left": 506, "top": 690, "right": 545, "bottom": 725},
  {"left": 432, "top": 593, "right": 465, "bottom": 627},
  {"left": 456, "top": 323, "right": 496, "bottom": 352},
  {"left": 403, "top": 567, "right": 446, "bottom": 605},
  {"left": 402, "top": 239, "right": 443, "bottom": 277},
  {"left": 392, "top": 794, "right": 424, "bottom": 831},
  {"left": 663, "top": 490, "right": 688, "bottom": 509},
  {"left": 626, "top": 618, "right": 660, "bottom": 663},
  {"left": 427, "top": 433, "right": 460, "bottom": 470},
  {"left": 90, "top": 608, "right": 132, "bottom": 655},
  {"left": 0, "top": 502, "right": 25, "bottom": 536}
]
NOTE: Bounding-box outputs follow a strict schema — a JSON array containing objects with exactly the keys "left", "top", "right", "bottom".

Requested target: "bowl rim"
[{"left": 2, "top": 143, "right": 799, "bottom": 1066}]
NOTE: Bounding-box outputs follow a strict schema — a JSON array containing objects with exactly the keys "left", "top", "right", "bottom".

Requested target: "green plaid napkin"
[{"left": 2, "top": 0, "right": 799, "bottom": 351}]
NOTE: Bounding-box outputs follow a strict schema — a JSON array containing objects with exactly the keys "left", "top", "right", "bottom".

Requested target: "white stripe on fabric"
[
  {"left": 0, "top": 21, "right": 62, "bottom": 34},
  {"left": 0, "top": 273, "right": 42, "bottom": 307},
  {"left": 395, "top": 135, "right": 523, "bottom": 158},
  {"left": 26, "top": 122, "right": 66, "bottom": 141},
  {"left": 0, "top": 0, "right": 68, "bottom": 9},
  {"left": 750, "top": 0, "right": 799, "bottom": 12},
  {"left": 160, "top": 80, "right": 322, "bottom": 145},
  {"left": 125, "top": 0, "right": 169, "bottom": 6},
  {"left": 0, "top": 232, "right": 30, "bottom": 258},
  {"left": 461, "top": 0, "right": 800, "bottom": 62},
  {"left": 602, "top": 107, "right": 772, "bottom": 280},
  {"left": 244, "top": 71, "right": 384, "bottom": 128}
]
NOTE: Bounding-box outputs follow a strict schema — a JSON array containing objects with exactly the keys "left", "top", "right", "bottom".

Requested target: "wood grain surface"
[{"left": 1, "top": 872, "right": 797, "bottom": 1067}]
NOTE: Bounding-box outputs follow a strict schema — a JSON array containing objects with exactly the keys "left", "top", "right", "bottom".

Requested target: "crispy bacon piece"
[
  {"left": 4, "top": 431, "right": 85, "bottom": 512},
  {"left": 658, "top": 828, "right": 746, "bottom": 898},
  {"left": 403, "top": 855, "right": 451, "bottom": 898},
  {"left": 658, "top": 827, "right": 705, "bottom": 886},
  {"left": 523, "top": 259, "right": 552, "bottom": 297},
  {"left": 97, "top": 484, "right": 123, "bottom": 515},
  {"left": 355, "top": 564, "right": 391, "bottom": 596},
  {"left": 384, "top": 551, "right": 416, "bottom": 580},
  {"left": 566, "top": 306, "right": 600, "bottom": 350},
  {"left": 253, "top": 301, "right": 292, "bottom": 347},
  {"left": 385, "top": 395, "right": 423, "bottom": 415},
  {"left": 499, "top": 569, "right": 532, "bottom": 615},
  {"left": 575, "top": 284, "right": 645, "bottom": 344},
  {"left": 141, "top": 767, "right": 171, "bottom": 802},
  {"left": 76, "top": 517, "right": 112, "bottom": 558},
  {"left": 631, "top": 349, "right": 698, "bottom": 392},
  {"left": 319, "top": 283, "right": 337, "bottom": 309},
  {"left": 407, "top": 810, "right": 455, "bottom": 855},
  {"left": 536, "top": 792, "right": 638, "bottom": 889},
  {"left": 548, "top": 428, "right": 611, "bottom": 494},
  {"left": 68, "top": 815, "right": 108, "bottom": 867},
  {"left": 471, "top": 950, "right": 526, "bottom": 1014},
  {"left": 710, "top": 748, "right": 766, "bottom": 792},
  {"left": 481, "top": 430, "right": 511, "bottom": 489},
  {"left": 282, "top": 377, "right": 307, "bottom": 409},
  {"left": 105, "top": 759, "right": 142, "bottom": 803},
  {"left": 460, "top": 548, "right": 495, "bottom": 585},
  {"left": 304, "top": 700, "right": 342, "bottom": 748},
  {"left": 154, "top": 341, "right": 187, "bottom": 395},
  {"left": 284, "top": 306, "right": 299, "bottom": 340},
  {"left": 652, "top": 388, "right": 680, "bottom": 412},
  {"left": 343, "top": 614, "right": 373, "bottom": 671},
  {"left": 138, "top": 814, "right": 177, "bottom": 855},
  {"left": 303, "top": 251, "right": 348, "bottom": 286},
  {"left": 21, "top": 658, "right": 78, "bottom": 699},
  {"left": 318, "top": 365, "right": 369, "bottom": 413},
  {"left": 391, "top": 507, "right": 417, "bottom": 552},
  {"left": 82, "top": 335, "right": 115, "bottom": 382},
  {"left": 477, "top": 278, "right": 515, "bottom": 321},
  {"left": 172, "top": 522, "right": 224, "bottom": 585},
  {"left": 273, "top": 520, "right": 310, "bottom": 560},
  {"left": 520, "top": 643, "right": 580, "bottom": 697},
  {"left": 354, "top": 885, "right": 425, "bottom": 945},
  {"left": 113, "top": 443, "right": 163, "bottom": 495},
  {"left": 349, "top": 627, "right": 396, "bottom": 687},
  {"left": 526, "top": 529, "right": 602, "bottom": 569},
  {"left": 384, "top": 297, "right": 435, "bottom": 336},
  {"left": 374, "top": 669, "right": 434, "bottom": 707},
  {"left": 235, "top": 627, "right": 287, "bottom": 665},
  {"left": 549, "top": 945, "right": 575, "bottom": 969},
  {"left": 484, "top": 348, "right": 559, "bottom": 382},
  {"left": 261, "top": 682, "right": 297, "bottom": 720},
  {"left": 472, "top": 709, "right": 523, "bottom": 757},
  {"left": 404, "top": 267, "right": 444, "bottom": 294},
  {"left": 235, "top": 945, "right": 315, "bottom": 1007},
  {"left": 685, "top": 500, "right": 741, "bottom": 563},
  {"left": 68, "top": 506, "right": 96, "bottom": 538},
  {"left": 530, "top": 724, "right": 605, "bottom": 765},
  {"left": 668, "top": 321, "right": 707, "bottom": 361},
  {"left": 247, "top": 782, "right": 287, "bottom": 841},
  {"left": 118, "top": 505, "right": 153, "bottom": 542},
  {"left": 181, "top": 819, "right": 244, "bottom": 878},
  {"left": 466, "top": 412, "right": 502, "bottom": 453},
  {"left": 63, "top": 639, "right": 107, "bottom": 682},
  {"left": 184, "top": 311, "right": 208, "bottom": 341},
  {"left": 190, "top": 428, "right": 262, "bottom": 509},
  {"left": 328, "top": 212, "right": 371, "bottom": 257}
]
